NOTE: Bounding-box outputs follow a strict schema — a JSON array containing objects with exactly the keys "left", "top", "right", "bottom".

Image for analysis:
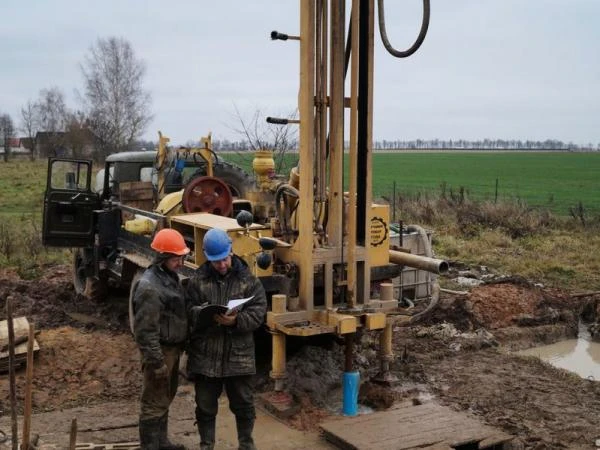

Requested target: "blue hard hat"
[{"left": 203, "top": 228, "right": 232, "bottom": 261}]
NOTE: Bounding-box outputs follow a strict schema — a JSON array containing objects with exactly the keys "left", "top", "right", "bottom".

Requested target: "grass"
[
  {"left": 0, "top": 159, "right": 48, "bottom": 214},
  {"left": 1, "top": 156, "right": 599, "bottom": 291},
  {"left": 371, "top": 152, "right": 600, "bottom": 216},
  {"left": 0, "top": 159, "right": 70, "bottom": 276},
  {"left": 225, "top": 151, "right": 600, "bottom": 217}
]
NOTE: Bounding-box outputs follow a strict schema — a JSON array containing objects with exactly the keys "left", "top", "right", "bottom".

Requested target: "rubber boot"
[
  {"left": 139, "top": 418, "right": 161, "bottom": 450},
  {"left": 158, "top": 413, "right": 186, "bottom": 450},
  {"left": 197, "top": 420, "right": 216, "bottom": 450},
  {"left": 236, "top": 418, "right": 257, "bottom": 450}
]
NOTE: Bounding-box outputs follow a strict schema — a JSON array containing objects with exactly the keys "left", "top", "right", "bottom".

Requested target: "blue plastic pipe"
[{"left": 342, "top": 371, "right": 360, "bottom": 416}]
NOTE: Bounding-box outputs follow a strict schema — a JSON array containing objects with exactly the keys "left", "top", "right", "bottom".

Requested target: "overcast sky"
[{"left": 1, "top": 1, "right": 598, "bottom": 146}]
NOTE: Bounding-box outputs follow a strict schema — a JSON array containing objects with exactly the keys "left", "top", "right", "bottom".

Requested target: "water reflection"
[{"left": 517, "top": 325, "right": 600, "bottom": 380}]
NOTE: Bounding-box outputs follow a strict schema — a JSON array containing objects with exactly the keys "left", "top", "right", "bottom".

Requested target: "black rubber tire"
[
  {"left": 187, "top": 161, "right": 255, "bottom": 198},
  {"left": 72, "top": 249, "right": 107, "bottom": 302},
  {"left": 128, "top": 268, "right": 145, "bottom": 334}
]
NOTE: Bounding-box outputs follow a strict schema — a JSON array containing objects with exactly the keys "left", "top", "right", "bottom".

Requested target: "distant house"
[
  {"left": 35, "top": 129, "right": 98, "bottom": 159},
  {"left": 0, "top": 137, "right": 30, "bottom": 156}
]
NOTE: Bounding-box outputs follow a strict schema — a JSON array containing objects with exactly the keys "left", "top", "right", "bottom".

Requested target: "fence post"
[
  {"left": 392, "top": 181, "right": 396, "bottom": 223},
  {"left": 495, "top": 178, "right": 499, "bottom": 203}
]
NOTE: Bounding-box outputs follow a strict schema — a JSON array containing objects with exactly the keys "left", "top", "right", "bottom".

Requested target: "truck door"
[{"left": 42, "top": 158, "right": 100, "bottom": 247}]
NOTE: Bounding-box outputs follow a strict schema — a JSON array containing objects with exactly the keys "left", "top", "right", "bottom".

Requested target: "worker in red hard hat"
[
  {"left": 186, "top": 227, "right": 267, "bottom": 450},
  {"left": 132, "top": 228, "right": 190, "bottom": 450}
]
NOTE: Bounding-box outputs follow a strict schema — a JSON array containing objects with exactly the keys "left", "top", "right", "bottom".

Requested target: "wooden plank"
[
  {"left": 119, "top": 181, "right": 154, "bottom": 201},
  {"left": 75, "top": 443, "right": 140, "bottom": 450},
  {"left": 320, "top": 402, "right": 512, "bottom": 450},
  {"left": 0, "top": 317, "right": 39, "bottom": 372},
  {"left": 0, "top": 316, "right": 30, "bottom": 349}
]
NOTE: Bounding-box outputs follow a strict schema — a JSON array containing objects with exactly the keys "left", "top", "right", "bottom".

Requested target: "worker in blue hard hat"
[{"left": 185, "top": 227, "right": 267, "bottom": 450}]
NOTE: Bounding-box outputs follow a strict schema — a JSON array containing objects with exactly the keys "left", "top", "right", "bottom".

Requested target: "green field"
[
  {"left": 0, "top": 159, "right": 48, "bottom": 214},
  {"left": 227, "top": 151, "right": 600, "bottom": 216},
  {"left": 370, "top": 152, "right": 600, "bottom": 215},
  {"left": 1, "top": 152, "right": 599, "bottom": 218},
  {"left": 0, "top": 155, "right": 599, "bottom": 288}
]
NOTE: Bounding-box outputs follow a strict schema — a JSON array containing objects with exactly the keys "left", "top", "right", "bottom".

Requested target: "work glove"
[{"left": 153, "top": 363, "right": 169, "bottom": 379}]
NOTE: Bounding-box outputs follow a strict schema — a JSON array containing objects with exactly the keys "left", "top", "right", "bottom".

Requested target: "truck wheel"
[
  {"left": 128, "top": 269, "right": 144, "bottom": 334},
  {"left": 188, "top": 161, "right": 255, "bottom": 198},
  {"left": 72, "top": 249, "right": 107, "bottom": 302}
]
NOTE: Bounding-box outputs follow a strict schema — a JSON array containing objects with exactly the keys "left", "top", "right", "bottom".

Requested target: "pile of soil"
[
  {"left": 1, "top": 265, "right": 600, "bottom": 448},
  {"left": 0, "top": 265, "right": 138, "bottom": 415}
]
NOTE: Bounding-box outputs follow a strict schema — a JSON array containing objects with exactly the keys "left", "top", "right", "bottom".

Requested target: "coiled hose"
[{"left": 378, "top": 0, "right": 431, "bottom": 58}]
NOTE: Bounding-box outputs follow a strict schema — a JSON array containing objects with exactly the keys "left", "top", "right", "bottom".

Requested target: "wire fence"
[{"left": 380, "top": 179, "right": 600, "bottom": 217}]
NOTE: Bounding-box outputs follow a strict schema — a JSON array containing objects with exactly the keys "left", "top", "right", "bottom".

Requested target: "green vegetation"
[
  {"left": 370, "top": 152, "right": 600, "bottom": 216},
  {"left": 0, "top": 159, "right": 47, "bottom": 214},
  {"left": 0, "top": 159, "right": 69, "bottom": 276},
  {"left": 226, "top": 151, "right": 600, "bottom": 216},
  {"left": 1, "top": 156, "right": 599, "bottom": 290}
]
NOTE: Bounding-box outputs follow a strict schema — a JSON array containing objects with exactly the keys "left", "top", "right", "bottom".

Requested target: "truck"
[{"left": 42, "top": 0, "right": 441, "bottom": 410}]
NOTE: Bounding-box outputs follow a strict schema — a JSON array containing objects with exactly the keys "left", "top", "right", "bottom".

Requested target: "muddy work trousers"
[
  {"left": 140, "top": 345, "right": 181, "bottom": 421},
  {"left": 194, "top": 375, "right": 256, "bottom": 449}
]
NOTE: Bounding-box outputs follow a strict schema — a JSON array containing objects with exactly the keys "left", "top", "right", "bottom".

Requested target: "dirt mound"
[
  {"left": 0, "top": 265, "right": 137, "bottom": 416},
  {"left": 0, "top": 327, "right": 140, "bottom": 415},
  {"left": 423, "top": 278, "right": 579, "bottom": 332},
  {"left": 0, "top": 264, "right": 130, "bottom": 331}
]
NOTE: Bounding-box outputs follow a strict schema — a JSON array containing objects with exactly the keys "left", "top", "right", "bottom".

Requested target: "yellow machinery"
[
  {"left": 258, "top": 0, "right": 436, "bottom": 410},
  {"left": 131, "top": 0, "right": 439, "bottom": 413},
  {"left": 43, "top": 1, "right": 439, "bottom": 412},
  {"left": 151, "top": 0, "right": 439, "bottom": 413}
]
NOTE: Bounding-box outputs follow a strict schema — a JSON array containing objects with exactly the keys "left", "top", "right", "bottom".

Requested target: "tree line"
[
  {"left": 372, "top": 138, "right": 598, "bottom": 152},
  {"left": 205, "top": 138, "right": 598, "bottom": 152}
]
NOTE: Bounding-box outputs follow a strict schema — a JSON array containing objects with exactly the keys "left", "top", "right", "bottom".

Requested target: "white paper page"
[{"left": 227, "top": 296, "right": 254, "bottom": 311}]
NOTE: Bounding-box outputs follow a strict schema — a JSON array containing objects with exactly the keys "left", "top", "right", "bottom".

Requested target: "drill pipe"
[{"left": 389, "top": 250, "right": 449, "bottom": 275}]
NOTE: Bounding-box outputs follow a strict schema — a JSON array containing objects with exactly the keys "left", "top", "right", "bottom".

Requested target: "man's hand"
[
  {"left": 153, "top": 363, "right": 169, "bottom": 379},
  {"left": 214, "top": 311, "right": 237, "bottom": 327}
]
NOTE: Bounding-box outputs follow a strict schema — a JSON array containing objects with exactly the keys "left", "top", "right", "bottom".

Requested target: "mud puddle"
[{"left": 517, "top": 323, "right": 600, "bottom": 380}]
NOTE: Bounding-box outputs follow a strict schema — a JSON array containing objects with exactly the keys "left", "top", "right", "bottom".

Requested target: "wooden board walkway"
[{"left": 320, "top": 402, "right": 512, "bottom": 450}]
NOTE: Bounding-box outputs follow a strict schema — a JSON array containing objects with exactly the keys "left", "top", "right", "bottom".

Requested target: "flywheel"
[{"left": 182, "top": 175, "right": 233, "bottom": 216}]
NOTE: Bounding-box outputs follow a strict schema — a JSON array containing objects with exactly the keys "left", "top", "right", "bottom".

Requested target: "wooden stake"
[
  {"left": 21, "top": 322, "right": 35, "bottom": 450},
  {"left": 69, "top": 418, "right": 78, "bottom": 450},
  {"left": 6, "top": 296, "right": 19, "bottom": 450}
]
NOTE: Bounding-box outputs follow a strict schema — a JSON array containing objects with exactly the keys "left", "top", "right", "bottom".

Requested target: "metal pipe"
[
  {"left": 346, "top": 0, "right": 360, "bottom": 308},
  {"left": 380, "top": 322, "right": 393, "bottom": 359},
  {"left": 345, "top": 332, "right": 355, "bottom": 372},
  {"left": 389, "top": 249, "right": 449, "bottom": 275},
  {"left": 271, "top": 331, "right": 287, "bottom": 392}
]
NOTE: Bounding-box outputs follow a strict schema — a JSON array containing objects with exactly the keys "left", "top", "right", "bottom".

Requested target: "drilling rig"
[
  {"left": 256, "top": 0, "right": 439, "bottom": 413},
  {"left": 42, "top": 0, "right": 441, "bottom": 414}
]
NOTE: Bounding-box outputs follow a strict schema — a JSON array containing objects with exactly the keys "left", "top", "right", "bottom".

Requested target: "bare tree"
[
  {"left": 20, "top": 100, "right": 41, "bottom": 160},
  {"left": 36, "top": 87, "right": 68, "bottom": 157},
  {"left": 80, "top": 37, "right": 152, "bottom": 159},
  {"left": 64, "top": 110, "right": 92, "bottom": 159},
  {"left": 230, "top": 105, "right": 298, "bottom": 174},
  {"left": 38, "top": 87, "right": 67, "bottom": 132},
  {"left": 0, "top": 113, "right": 15, "bottom": 162}
]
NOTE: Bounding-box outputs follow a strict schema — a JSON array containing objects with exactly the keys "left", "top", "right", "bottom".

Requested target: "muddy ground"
[{"left": 1, "top": 265, "right": 600, "bottom": 449}]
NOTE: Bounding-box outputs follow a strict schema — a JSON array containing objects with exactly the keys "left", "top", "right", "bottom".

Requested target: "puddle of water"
[{"left": 517, "top": 325, "right": 600, "bottom": 380}]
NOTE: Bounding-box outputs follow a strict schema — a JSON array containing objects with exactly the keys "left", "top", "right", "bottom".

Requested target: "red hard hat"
[{"left": 151, "top": 229, "right": 190, "bottom": 256}]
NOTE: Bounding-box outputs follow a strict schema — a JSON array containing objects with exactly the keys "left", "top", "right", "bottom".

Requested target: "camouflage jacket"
[
  {"left": 185, "top": 255, "right": 267, "bottom": 378},
  {"left": 132, "top": 263, "right": 188, "bottom": 368}
]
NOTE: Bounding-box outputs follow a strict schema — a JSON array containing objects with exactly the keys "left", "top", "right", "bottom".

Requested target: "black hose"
[{"left": 378, "top": 0, "right": 430, "bottom": 58}]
